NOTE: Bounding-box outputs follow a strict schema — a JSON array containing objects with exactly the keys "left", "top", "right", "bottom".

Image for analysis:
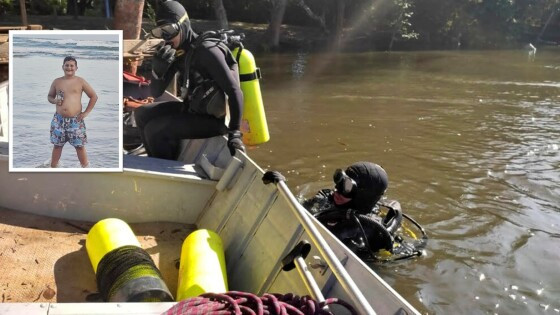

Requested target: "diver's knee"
[
  {"left": 133, "top": 107, "right": 149, "bottom": 128},
  {"left": 144, "top": 121, "right": 169, "bottom": 143}
]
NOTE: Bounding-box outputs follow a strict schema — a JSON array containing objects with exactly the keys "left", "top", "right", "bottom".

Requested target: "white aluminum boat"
[{"left": 0, "top": 80, "right": 419, "bottom": 314}]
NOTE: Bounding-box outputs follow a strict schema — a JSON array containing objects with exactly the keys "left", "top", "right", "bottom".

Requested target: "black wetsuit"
[
  {"left": 134, "top": 39, "right": 243, "bottom": 159},
  {"left": 303, "top": 189, "right": 398, "bottom": 253}
]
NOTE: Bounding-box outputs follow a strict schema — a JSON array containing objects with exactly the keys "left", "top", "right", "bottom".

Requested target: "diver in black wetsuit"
[
  {"left": 302, "top": 162, "right": 427, "bottom": 260},
  {"left": 134, "top": 0, "right": 245, "bottom": 159},
  {"left": 302, "top": 162, "right": 392, "bottom": 251}
]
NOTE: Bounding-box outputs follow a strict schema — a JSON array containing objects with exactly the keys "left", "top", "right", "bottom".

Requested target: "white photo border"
[{"left": 8, "top": 30, "right": 123, "bottom": 172}]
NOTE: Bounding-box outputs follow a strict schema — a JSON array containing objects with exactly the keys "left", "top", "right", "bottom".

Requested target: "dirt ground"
[{"left": 0, "top": 207, "right": 195, "bottom": 302}]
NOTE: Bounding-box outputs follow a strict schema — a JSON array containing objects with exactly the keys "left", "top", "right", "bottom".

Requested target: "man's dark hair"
[{"left": 63, "top": 56, "right": 77, "bottom": 66}]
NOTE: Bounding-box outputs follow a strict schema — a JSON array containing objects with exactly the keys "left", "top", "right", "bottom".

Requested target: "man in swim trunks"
[{"left": 47, "top": 56, "right": 98, "bottom": 168}]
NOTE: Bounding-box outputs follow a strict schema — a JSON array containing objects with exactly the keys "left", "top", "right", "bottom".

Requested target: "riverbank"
[
  {"left": 0, "top": 14, "right": 326, "bottom": 52},
  {"left": 0, "top": 14, "right": 422, "bottom": 52},
  {"left": 2, "top": 14, "right": 557, "bottom": 52}
]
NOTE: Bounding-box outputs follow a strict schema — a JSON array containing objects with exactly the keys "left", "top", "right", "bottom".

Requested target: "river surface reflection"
[{"left": 249, "top": 49, "right": 560, "bottom": 314}]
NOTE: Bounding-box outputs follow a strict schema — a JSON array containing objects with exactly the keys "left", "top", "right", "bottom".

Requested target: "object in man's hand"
[
  {"left": 56, "top": 90, "right": 64, "bottom": 106},
  {"left": 152, "top": 44, "right": 176, "bottom": 79}
]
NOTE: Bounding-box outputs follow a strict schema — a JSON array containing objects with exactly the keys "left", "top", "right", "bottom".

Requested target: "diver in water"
[
  {"left": 134, "top": 0, "right": 245, "bottom": 159},
  {"left": 302, "top": 162, "right": 427, "bottom": 261}
]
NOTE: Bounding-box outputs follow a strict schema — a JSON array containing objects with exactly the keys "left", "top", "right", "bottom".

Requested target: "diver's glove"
[
  {"left": 227, "top": 130, "right": 245, "bottom": 156},
  {"left": 262, "top": 171, "right": 286, "bottom": 185},
  {"left": 152, "top": 44, "right": 176, "bottom": 80}
]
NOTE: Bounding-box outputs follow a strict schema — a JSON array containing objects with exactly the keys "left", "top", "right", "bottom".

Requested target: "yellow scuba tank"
[
  {"left": 86, "top": 218, "right": 141, "bottom": 273},
  {"left": 86, "top": 218, "right": 173, "bottom": 302},
  {"left": 232, "top": 47, "right": 270, "bottom": 145},
  {"left": 176, "top": 229, "right": 228, "bottom": 300}
]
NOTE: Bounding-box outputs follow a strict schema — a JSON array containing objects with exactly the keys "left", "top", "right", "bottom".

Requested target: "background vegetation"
[{"left": 2, "top": 0, "right": 559, "bottom": 51}]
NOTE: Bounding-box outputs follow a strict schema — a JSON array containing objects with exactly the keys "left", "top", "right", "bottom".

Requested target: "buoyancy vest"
[
  {"left": 304, "top": 190, "right": 400, "bottom": 251},
  {"left": 178, "top": 30, "right": 270, "bottom": 146},
  {"left": 180, "top": 31, "right": 238, "bottom": 118}
]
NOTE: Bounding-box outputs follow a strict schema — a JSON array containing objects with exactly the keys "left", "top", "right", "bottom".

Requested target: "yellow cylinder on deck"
[
  {"left": 86, "top": 218, "right": 141, "bottom": 273},
  {"left": 233, "top": 47, "right": 270, "bottom": 146},
  {"left": 176, "top": 229, "right": 228, "bottom": 300}
]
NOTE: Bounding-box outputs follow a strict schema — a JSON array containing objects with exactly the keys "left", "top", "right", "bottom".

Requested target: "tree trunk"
[
  {"left": 212, "top": 0, "right": 229, "bottom": 30},
  {"left": 52, "top": 5, "right": 57, "bottom": 18},
  {"left": 265, "top": 0, "right": 288, "bottom": 48},
  {"left": 388, "top": 7, "right": 405, "bottom": 51},
  {"left": 114, "top": 0, "right": 145, "bottom": 39},
  {"left": 114, "top": 0, "right": 145, "bottom": 74},
  {"left": 332, "top": 0, "right": 345, "bottom": 50},
  {"left": 294, "top": 0, "right": 329, "bottom": 34},
  {"left": 66, "top": 0, "right": 78, "bottom": 19},
  {"left": 78, "top": 0, "right": 88, "bottom": 15},
  {"left": 18, "top": 0, "right": 28, "bottom": 25}
]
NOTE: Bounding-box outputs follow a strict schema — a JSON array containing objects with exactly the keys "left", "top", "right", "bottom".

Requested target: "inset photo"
[{"left": 9, "top": 30, "right": 122, "bottom": 172}]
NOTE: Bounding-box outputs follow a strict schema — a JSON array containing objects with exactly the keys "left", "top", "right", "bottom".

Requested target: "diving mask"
[
  {"left": 151, "top": 13, "right": 189, "bottom": 40},
  {"left": 151, "top": 23, "right": 180, "bottom": 40},
  {"left": 333, "top": 169, "right": 357, "bottom": 198}
]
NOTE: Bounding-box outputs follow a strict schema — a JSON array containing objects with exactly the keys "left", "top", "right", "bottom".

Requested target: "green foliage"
[
  {"left": 178, "top": 0, "right": 214, "bottom": 20},
  {"left": 0, "top": 0, "right": 12, "bottom": 15},
  {"left": 7, "top": 0, "right": 558, "bottom": 49},
  {"left": 392, "top": 0, "right": 419, "bottom": 40},
  {"left": 22, "top": 0, "right": 68, "bottom": 15},
  {"left": 144, "top": 0, "right": 157, "bottom": 25},
  {"left": 9, "top": 0, "right": 551, "bottom": 50},
  {"left": 408, "top": 0, "right": 560, "bottom": 48}
]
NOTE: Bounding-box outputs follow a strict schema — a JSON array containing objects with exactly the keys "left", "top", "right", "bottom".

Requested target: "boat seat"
[
  {"left": 177, "top": 136, "right": 232, "bottom": 180},
  {"left": 123, "top": 135, "right": 231, "bottom": 183},
  {"left": 124, "top": 154, "right": 215, "bottom": 184}
]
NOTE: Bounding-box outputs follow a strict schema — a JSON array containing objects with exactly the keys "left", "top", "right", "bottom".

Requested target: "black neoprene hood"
[
  {"left": 345, "top": 162, "right": 388, "bottom": 213},
  {"left": 156, "top": 0, "right": 188, "bottom": 25},
  {"left": 156, "top": 0, "right": 197, "bottom": 46}
]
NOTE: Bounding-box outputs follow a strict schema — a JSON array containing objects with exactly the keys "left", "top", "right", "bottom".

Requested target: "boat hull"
[{"left": 0, "top": 80, "right": 419, "bottom": 314}]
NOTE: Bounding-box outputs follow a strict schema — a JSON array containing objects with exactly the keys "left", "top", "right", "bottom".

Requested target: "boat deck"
[{"left": 0, "top": 207, "right": 195, "bottom": 303}]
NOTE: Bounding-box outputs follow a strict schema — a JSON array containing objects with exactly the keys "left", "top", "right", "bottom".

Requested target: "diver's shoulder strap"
[{"left": 182, "top": 30, "right": 237, "bottom": 93}]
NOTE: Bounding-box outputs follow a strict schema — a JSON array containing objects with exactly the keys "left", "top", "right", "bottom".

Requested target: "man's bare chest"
[{"left": 57, "top": 80, "right": 82, "bottom": 95}]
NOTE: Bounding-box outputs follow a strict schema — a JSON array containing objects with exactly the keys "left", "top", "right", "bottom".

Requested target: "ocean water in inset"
[{"left": 11, "top": 33, "right": 120, "bottom": 169}]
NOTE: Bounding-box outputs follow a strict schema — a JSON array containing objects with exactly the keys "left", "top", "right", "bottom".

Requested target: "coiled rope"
[
  {"left": 162, "top": 291, "right": 357, "bottom": 315},
  {"left": 96, "top": 245, "right": 169, "bottom": 302}
]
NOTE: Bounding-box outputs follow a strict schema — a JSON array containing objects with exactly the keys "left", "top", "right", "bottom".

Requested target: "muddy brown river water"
[{"left": 249, "top": 49, "right": 560, "bottom": 314}]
